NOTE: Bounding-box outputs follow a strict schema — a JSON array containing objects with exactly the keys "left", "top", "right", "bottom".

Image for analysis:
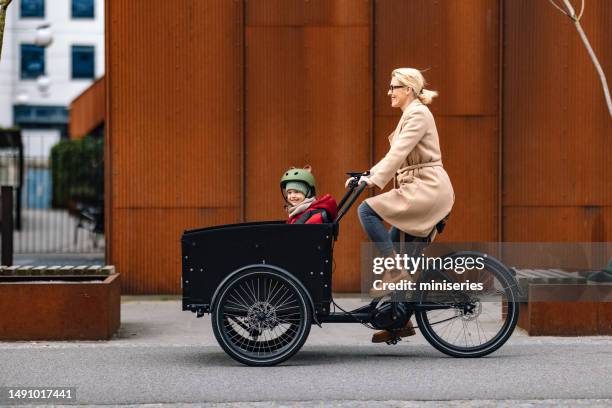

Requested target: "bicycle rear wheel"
[{"left": 415, "top": 252, "right": 519, "bottom": 357}]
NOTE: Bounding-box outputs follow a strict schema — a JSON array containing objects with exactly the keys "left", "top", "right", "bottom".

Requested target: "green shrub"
[{"left": 50, "top": 136, "right": 103, "bottom": 208}]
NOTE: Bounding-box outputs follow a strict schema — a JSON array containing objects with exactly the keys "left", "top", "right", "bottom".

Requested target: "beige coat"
[{"left": 365, "top": 99, "right": 454, "bottom": 237}]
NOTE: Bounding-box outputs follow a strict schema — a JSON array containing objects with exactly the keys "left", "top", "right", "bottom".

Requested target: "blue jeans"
[{"left": 358, "top": 202, "right": 403, "bottom": 257}]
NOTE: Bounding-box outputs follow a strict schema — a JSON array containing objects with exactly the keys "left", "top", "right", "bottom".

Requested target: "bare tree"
[
  {"left": 0, "top": 0, "right": 12, "bottom": 62},
  {"left": 548, "top": 0, "right": 612, "bottom": 118}
]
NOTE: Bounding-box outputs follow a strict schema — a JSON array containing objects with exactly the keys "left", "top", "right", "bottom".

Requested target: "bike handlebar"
[{"left": 334, "top": 171, "right": 370, "bottom": 224}]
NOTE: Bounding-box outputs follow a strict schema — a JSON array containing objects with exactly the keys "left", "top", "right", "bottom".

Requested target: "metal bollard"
[{"left": 1, "top": 185, "right": 14, "bottom": 266}]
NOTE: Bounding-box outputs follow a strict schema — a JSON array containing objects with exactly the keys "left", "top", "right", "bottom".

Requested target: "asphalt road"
[{"left": 0, "top": 300, "right": 611, "bottom": 406}]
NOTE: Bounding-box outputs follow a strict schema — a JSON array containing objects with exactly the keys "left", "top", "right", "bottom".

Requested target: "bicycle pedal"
[{"left": 385, "top": 337, "right": 400, "bottom": 345}]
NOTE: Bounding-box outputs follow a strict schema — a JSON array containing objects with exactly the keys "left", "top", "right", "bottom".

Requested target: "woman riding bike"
[{"left": 345, "top": 68, "right": 455, "bottom": 343}]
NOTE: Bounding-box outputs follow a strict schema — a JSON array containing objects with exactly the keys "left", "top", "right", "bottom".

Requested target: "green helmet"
[{"left": 280, "top": 167, "right": 316, "bottom": 198}]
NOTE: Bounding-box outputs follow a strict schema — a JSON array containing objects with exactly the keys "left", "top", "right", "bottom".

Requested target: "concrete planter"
[
  {"left": 0, "top": 266, "right": 120, "bottom": 340},
  {"left": 518, "top": 284, "right": 612, "bottom": 336}
]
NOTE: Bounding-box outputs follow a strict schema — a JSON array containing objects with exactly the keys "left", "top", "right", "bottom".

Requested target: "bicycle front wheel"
[{"left": 211, "top": 268, "right": 312, "bottom": 366}]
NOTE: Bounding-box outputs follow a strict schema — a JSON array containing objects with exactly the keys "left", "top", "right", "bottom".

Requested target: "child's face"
[{"left": 286, "top": 189, "right": 306, "bottom": 206}]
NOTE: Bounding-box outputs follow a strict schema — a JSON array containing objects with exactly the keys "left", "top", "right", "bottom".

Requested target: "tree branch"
[
  {"left": 560, "top": 0, "right": 612, "bottom": 118},
  {"left": 0, "top": 0, "right": 12, "bottom": 63}
]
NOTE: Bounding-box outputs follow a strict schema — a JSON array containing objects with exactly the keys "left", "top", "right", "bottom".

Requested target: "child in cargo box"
[{"left": 280, "top": 166, "right": 338, "bottom": 224}]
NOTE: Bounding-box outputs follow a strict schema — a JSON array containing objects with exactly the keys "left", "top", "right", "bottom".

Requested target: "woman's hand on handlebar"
[
  {"left": 359, "top": 176, "right": 374, "bottom": 188},
  {"left": 344, "top": 175, "right": 374, "bottom": 189}
]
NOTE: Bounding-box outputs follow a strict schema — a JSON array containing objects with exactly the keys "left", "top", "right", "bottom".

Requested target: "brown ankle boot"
[{"left": 371, "top": 320, "right": 416, "bottom": 343}]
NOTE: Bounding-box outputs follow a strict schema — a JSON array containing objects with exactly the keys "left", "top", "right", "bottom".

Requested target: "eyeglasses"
[{"left": 389, "top": 85, "right": 406, "bottom": 92}]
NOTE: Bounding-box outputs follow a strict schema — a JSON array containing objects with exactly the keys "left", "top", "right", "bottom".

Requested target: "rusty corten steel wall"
[
  {"left": 374, "top": 0, "right": 501, "bottom": 243},
  {"left": 107, "top": 0, "right": 505, "bottom": 293},
  {"left": 70, "top": 76, "right": 106, "bottom": 139},
  {"left": 106, "top": 0, "right": 244, "bottom": 293},
  {"left": 503, "top": 0, "right": 612, "bottom": 242},
  {"left": 244, "top": 0, "right": 372, "bottom": 292}
]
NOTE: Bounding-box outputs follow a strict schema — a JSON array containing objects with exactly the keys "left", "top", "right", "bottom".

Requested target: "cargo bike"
[{"left": 181, "top": 172, "right": 520, "bottom": 366}]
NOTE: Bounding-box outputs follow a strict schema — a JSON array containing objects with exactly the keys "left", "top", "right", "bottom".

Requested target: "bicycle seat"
[{"left": 435, "top": 213, "right": 450, "bottom": 234}]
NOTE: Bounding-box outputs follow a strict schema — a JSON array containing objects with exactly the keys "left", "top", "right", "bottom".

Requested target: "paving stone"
[{"left": 16, "top": 266, "right": 34, "bottom": 275}]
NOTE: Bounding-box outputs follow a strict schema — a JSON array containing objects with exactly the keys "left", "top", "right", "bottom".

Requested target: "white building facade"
[
  {"left": 0, "top": 0, "right": 104, "bottom": 152},
  {"left": 0, "top": 0, "right": 104, "bottom": 212}
]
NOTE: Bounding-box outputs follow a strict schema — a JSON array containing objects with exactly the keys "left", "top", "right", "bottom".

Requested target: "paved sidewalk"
[
  {"left": 1, "top": 297, "right": 611, "bottom": 406},
  {"left": 0, "top": 296, "right": 539, "bottom": 348},
  {"left": 116, "top": 297, "right": 611, "bottom": 348}
]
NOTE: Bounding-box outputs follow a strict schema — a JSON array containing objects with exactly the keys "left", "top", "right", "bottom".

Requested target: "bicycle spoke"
[
  {"left": 217, "top": 272, "right": 308, "bottom": 363},
  {"left": 418, "top": 260, "right": 519, "bottom": 354}
]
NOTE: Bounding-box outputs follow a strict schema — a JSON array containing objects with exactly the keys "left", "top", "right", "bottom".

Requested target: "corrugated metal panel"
[
  {"left": 247, "top": 0, "right": 370, "bottom": 26},
  {"left": 434, "top": 116, "right": 499, "bottom": 241},
  {"left": 503, "top": 0, "right": 612, "bottom": 241},
  {"left": 69, "top": 76, "right": 106, "bottom": 139},
  {"left": 113, "top": 208, "right": 239, "bottom": 294},
  {"left": 109, "top": 0, "right": 243, "bottom": 209},
  {"left": 374, "top": 0, "right": 499, "bottom": 117},
  {"left": 244, "top": 2, "right": 371, "bottom": 291},
  {"left": 374, "top": 0, "right": 442, "bottom": 115},
  {"left": 438, "top": 0, "right": 499, "bottom": 116},
  {"left": 107, "top": 0, "right": 243, "bottom": 293},
  {"left": 244, "top": 27, "right": 307, "bottom": 221},
  {"left": 374, "top": 0, "right": 500, "bottom": 242},
  {"left": 503, "top": 207, "right": 610, "bottom": 242}
]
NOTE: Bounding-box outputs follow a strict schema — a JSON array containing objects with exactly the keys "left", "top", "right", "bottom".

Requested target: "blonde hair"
[{"left": 391, "top": 68, "right": 438, "bottom": 105}]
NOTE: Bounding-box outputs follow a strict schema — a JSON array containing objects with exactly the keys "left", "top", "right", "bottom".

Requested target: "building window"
[
  {"left": 72, "top": 45, "right": 95, "bottom": 79},
  {"left": 21, "top": 44, "right": 45, "bottom": 79},
  {"left": 72, "top": 0, "right": 94, "bottom": 18},
  {"left": 21, "top": 0, "right": 44, "bottom": 18},
  {"left": 14, "top": 105, "right": 68, "bottom": 124}
]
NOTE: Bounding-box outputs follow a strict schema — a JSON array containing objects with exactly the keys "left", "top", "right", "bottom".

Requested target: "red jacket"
[{"left": 287, "top": 194, "right": 338, "bottom": 224}]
